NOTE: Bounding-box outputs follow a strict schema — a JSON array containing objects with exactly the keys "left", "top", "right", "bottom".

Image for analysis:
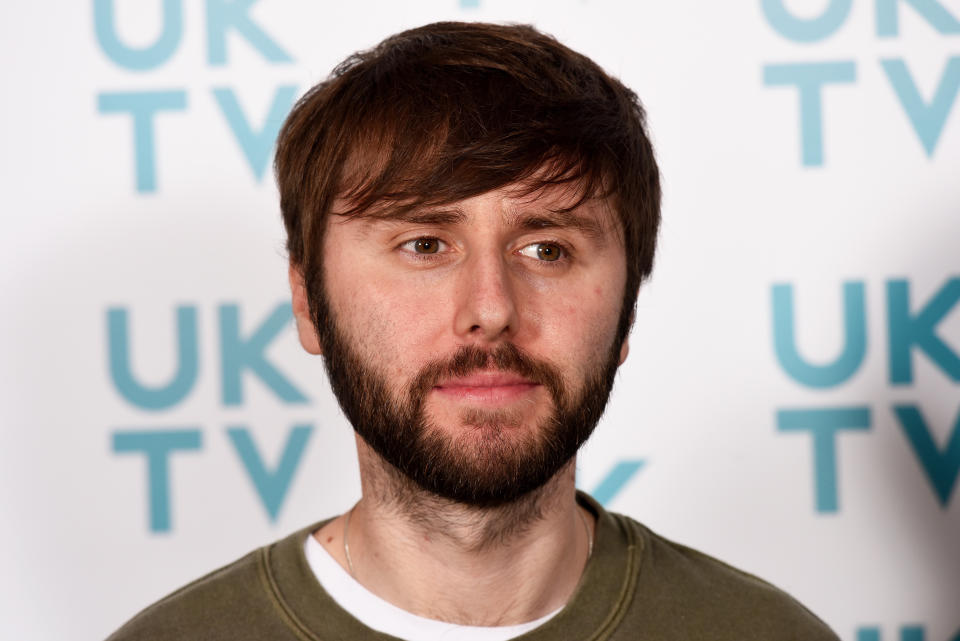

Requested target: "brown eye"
[
  {"left": 414, "top": 238, "right": 440, "bottom": 254},
  {"left": 536, "top": 243, "right": 561, "bottom": 261},
  {"left": 520, "top": 242, "right": 564, "bottom": 262}
]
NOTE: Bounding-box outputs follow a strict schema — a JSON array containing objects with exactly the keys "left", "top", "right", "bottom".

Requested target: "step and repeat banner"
[{"left": 1, "top": 1, "right": 958, "bottom": 639}]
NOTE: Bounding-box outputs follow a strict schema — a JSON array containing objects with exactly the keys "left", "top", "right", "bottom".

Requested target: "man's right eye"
[{"left": 401, "top": 238, "right": 445, "bottom": 254}]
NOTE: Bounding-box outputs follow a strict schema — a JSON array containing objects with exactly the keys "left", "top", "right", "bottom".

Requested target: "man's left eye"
[
  {"left": 401, "top": 238, "right": 446, "bottom": 254},
  {"left": 518, "top": 242, "right": 564, "bottom": 262}
]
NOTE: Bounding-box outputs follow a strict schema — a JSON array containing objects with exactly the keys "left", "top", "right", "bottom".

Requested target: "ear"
[
  {"left": 617, "top": 309, "right": 635, "bottom": 366},
  {"left": 288, "top": 263, "right": 323, "bottom": 355}
]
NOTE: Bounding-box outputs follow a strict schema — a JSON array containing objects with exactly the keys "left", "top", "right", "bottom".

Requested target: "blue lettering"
[
  {"left": 107, "top": 306, "right": 198, "bottom": 410},
  {"left": 219, "top": 303, "right": 308, "bottom": 405},
  {"left": 860, "top": 629, "right": 881, "bottom": 641},
  {"left": 763, "top": 62, "right": 857, "bottom": 166},
  {"left": 894, "top": 404, "right": 960, "bottom": 505},
  {"left": 881, "top": 56, "right": 960, "bottom": 156},
  {"left": 213, "top": 85, "right": 298, "bottom": 180},
  {"left": 777, "top": 407, "right": 871, "bottom": 512},
  {"left": 588, "top": 460, "right": 645, "bottom": 506},
  {"left": 887, "top": 278, "right": 960, "bottom": 384},
  {"left": 902, "top": 628, "right": 925, "bottom": 641},
  {"left": 112, "top": 429, "right": 202, "bottom": 532},
  {"left": 772, "top": 282, "right": 867, "bottom": 388},
  {"left": 877, "top": 0, "right": 960, "bottom": 36},
  {"left": 761, "top": 0, "right": 852, "bottom": 42},
  {"left": 205, "top": 0, "right": 293, "bottom": 65},
  {"left": 93, "top": 0, "right": 183, "bottom": 70},
  {"left": 857, "top": 625, "right": 958, "bottom": 641},
  {"left": 227, "top": 424, "right": 313, "bottom": 521},
  {"left": 97, "top": 90, "right": 187, "bottom": 193}
]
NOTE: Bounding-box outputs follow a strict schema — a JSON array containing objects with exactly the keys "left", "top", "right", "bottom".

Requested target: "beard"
[{"left": 315, "top": 297, "right": 623, "bottom": 508}]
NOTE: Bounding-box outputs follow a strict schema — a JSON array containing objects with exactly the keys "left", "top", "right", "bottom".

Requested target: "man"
[{"left": 109, "top": 22, "right": 839, "bottom": 640}]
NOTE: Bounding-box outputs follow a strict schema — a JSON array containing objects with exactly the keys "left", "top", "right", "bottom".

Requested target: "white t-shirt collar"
[{"left": 303, "top": 534, "right": 560, "bottom": 641}]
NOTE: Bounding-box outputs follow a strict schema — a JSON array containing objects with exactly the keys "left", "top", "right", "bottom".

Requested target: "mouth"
[{"left": 432, "top": 371, "right": 541, "bottom": 405}]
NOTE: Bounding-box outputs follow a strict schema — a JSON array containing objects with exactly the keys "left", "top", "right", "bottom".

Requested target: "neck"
[{"left": 315, "top": 437, "right": 594, "bottom": 626}]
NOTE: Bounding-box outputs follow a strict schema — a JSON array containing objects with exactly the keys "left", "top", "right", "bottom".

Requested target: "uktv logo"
[
  {"left": 93, "top": 0, "right": 298, "bottom": 192},
  {"left": 772, "top": 278, "right": 960, "bottom": 513},
  {"left": 108, "top": 302, "right": 315, "bottom": 533},
  {"left": 761, "top": 0, "right": 960, "bottom": 166}
]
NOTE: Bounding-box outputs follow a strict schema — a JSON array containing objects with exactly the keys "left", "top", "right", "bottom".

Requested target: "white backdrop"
[{"left": 1, "top": 1, "right": 958, "bottom": 639}]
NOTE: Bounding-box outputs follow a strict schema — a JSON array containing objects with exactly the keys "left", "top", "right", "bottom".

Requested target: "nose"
[{"left": 453, "top": 249, "right": 519, "bottom": 342}]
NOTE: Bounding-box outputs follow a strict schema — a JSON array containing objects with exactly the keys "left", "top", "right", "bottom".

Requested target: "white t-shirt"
[{"left": 304, "top": 535, "right": 560, "bottom": 641}]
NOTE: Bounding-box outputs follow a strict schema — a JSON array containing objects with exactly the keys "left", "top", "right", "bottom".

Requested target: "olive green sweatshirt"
[{"left": 107, "top": 494, "right": 839, "bottom": 640}]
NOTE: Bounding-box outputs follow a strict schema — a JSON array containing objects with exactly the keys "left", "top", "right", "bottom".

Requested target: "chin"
[{"left": 427, "top": 395, "right": 550, "bottom": 431}]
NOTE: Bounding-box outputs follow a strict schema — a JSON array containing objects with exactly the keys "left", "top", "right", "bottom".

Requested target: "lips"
[
  {"left": 433, "top": 371, "right": 540, "bottom": 404},
  {"left": 435, "top": 372, "right": 536, "bottom": 388}
]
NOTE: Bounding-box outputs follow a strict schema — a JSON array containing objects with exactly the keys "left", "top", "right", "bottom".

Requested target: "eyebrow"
[
  {"left": 364, "top": 204, "right": 610, "bottom": 242},
  {"left": 509, "top": 209, "right": 606, "bottom": 240},
  {"left": 386, "top": 208, "right": 467, "bottom": 225}
]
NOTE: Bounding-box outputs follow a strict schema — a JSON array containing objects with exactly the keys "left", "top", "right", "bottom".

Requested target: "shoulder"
[
  {"left": 105, "top": 548, "right": 271, "bottom": 641},
  {"left": 610, "top": 511, "right": 840, "bottom": 640},
  {"left": 105, "top": 526, "right": 319, "bottom": 641}
]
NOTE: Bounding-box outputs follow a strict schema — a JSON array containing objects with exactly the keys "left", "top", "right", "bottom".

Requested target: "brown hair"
[{"left": 275, "top": 21, "right": 660, "bottom": 345}]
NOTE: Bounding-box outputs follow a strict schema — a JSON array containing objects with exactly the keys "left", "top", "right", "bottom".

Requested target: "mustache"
[{"left": 408, "top": 343, "right": 565, "bottom": 403}]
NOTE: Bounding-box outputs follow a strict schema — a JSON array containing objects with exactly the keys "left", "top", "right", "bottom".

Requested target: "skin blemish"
[{"left": 327, "top": 536, "right": 334, "bottom": 544}]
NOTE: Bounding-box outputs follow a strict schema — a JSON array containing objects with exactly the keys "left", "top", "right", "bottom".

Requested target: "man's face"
[{"left": 292, "top": 185, "right": 629, "bottom": 506}]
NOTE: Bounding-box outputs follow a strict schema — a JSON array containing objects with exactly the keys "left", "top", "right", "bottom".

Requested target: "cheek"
[
  {"left": 333, "top": 272, "right": 450, "bottom": 382},
  {"left": 528, "top": 282, "right": 622, "bottom": 370}
]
